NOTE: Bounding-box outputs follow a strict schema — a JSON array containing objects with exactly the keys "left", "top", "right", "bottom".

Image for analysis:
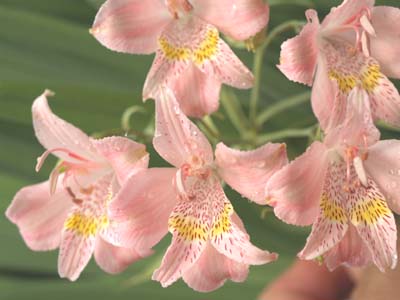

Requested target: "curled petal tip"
[
  {"left": 44, "top": 89, "right": 55, "bottom": 98},
  {"left": 89, "top": 27, "right": 100, "bottom": 35}
]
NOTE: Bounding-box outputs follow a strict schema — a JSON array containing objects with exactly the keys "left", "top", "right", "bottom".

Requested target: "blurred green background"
[{"left": 0, "top": 0, "right": 398, "bottom": 299}]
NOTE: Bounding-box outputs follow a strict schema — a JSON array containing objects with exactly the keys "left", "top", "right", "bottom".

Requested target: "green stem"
[
  {"left": 256, "top": 127, "right": 314, "bottom": 145},
  {"left": 249, "top": 20, "right": 306, "bottom": 127},
  {"left": 121, "top": 105, "right": 146, "bottom": 132},
  {"left": 256, "top": 91, "right": 310, "bottom": 126},
  {"left": 221, "top": 88, "right": 251, "bottom": 136}
]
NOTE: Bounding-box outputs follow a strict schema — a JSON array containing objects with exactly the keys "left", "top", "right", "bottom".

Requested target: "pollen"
[
  {"left": 320, "top": 193, "right": 347, "bottom": 224},
  {"left": 349, "top": 197, "right": 391, "bottom": 226},
  {"left": 64, "top": 213, "right": 109, "bottom": 237}
]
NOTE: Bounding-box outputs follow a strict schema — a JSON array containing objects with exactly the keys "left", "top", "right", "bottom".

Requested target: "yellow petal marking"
[
  {"left": 349, "top": 197, "right": 391, "bottom": 226},
  {"left": 64, "top": 213, "right": 109, "bottom": 237},
  {"left": 159, "top": 28, "right": 219, "bottom": 65},
  {"left": 320, "top": 193, "right": 347, "bottom": 224}
]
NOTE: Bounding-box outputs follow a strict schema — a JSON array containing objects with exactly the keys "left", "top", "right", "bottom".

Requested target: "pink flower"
[
  {"left": 278, "top": 0, "right": 400, "bottom": 132},
  {"left": 6, "top": 90, "right": 151, "bottom": 281},
  {"left": 90, "top": 0, "right": 270, "bottom": 117},
  {"left": 109, "top": 88, "right": 287, "bottom": 292},
  {"left": 266, "top": 88, "right": 398, "bottom": 271}
]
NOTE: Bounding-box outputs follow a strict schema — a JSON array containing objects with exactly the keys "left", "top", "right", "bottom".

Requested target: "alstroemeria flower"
[
  {"left": 6, "top": 90, "right": 151, "bottom": 281},
  {"left": 278, "top": 0, "right": 400, "bottom": 131},
  {"left": 266, "top": 88, "right": 399, "bottom": 271},
  {"left": 109, "top": 88, "right": 287, "bottom": 292},
  {"left": 90, "top": 0, "right": 269, "bottom": 117}
]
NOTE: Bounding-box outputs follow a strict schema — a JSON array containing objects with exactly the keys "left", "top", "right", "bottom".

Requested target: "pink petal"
[
  {"left": 311, "top": 57, "right": 338, "bottom": 131},
  {"left": 94, "top": 237, "right": 153, "bottom": 274},
  {"left": 109, "top": 168, "right": 177, "bottom": 250},
  {"left": 321, "top": 0, "right": 374, "bottom": 31},
  {"left": 143, "top": 50, "right": 190, "bottom": 101},
  {"left": 153, "top": 178, "right": 218, "bottom": 287},
  {"left": 364, "top": 140, "right": 400, "bottom": 214},
  {"left": 278, "top": 9, "right": 319, "bottom": 86},
  {"left": 209, "top": 184, "right": 277, "bottom": 265},
  {"left": 91, "top": 0, "right": 171, "bottom": 54},
  {"left": 182, "top": 242, "right": 248, "bottom": 292},
  {"left": 266, "top": 142, "right": 329, "bottom": 226},
  {"left": 324, "top": 225, "right": 371, "bottom": 271},
  {"left": 324, "top": 87, "right": 380, "bottom": 149},
  {"left": 369, "top": 73, "right": 400, "bottom": 127},
  {"left": 58, "top": 225, "right": 96, "bottom": 281},
  {"left": 143, "top": 16, "right": 253, "bottom": 102},
  {"left": 201, "top": 38, "right": 254, "bottom": 89},
  {"left": 6, "top": 180, "right": 72, "bottom": 251},
  {"left": 92, "top": 136, "right": 149, "bottom": 184},
  {"left": 32, "top": 90, "right": 99, "bottom": 163},
  {"left": 347, "top": 178, "right": 397, "bottom": 271},
  {"left": 299, "top": 163, "right": 349, "bottom": 260},
  {"left": 211, "top": 209, "right": 277, "bottom": 265},
  {"left": 191, "top": 0, "right": 270, "bottom": 41},
  {"left": 152, "top": 237, "right": 207, "bottom": 288},
  {"left": 171, "top": 63, "right": 221, "bottom": 118},
  {"left": 370, "top": 6, "right": 400, "bottom": 79},
  {"left": 153, "top": 87, "right": 213, "bottom": 168},
  {"left": 58, "top": 197, "right": 112, "bottom": 281},
  {"left": 215, "top": 142, "right": 288, "bottom": 205}
]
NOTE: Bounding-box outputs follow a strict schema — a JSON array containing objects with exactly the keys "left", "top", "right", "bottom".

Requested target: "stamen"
[
  {"left": 36, "top": 148, "right": 88, "bottom": 172},
  {"left": 360, "top": 14, "right": 376, "bottom": 37},
  {"left": 353, "top": 156, "right": 368, "bottom": 187},
  {"left": 66, "top": 187, "right": 83, "bottom": 205}
]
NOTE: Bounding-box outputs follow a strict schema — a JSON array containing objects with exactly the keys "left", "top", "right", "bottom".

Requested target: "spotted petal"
[
  {"left": 210, "top": 184, "right": 276, "bottom": 265},
  {"left": 299, "top": 163, "right": 348, "bottom": 260},
  {"left": 143, "top": 16, "right": 253, "bottom": 108},
  {"left": 58, "top": 195, "right": 111, "bottom": 281},
  {"left": 324, "top": 225, "right": 371, "bottom": 271},
  {"left": 152, "top": 179, "right": 215, "bottom": 287},
  {"left": 91, "top": 0, "right": 171, "bottom": 54},
  {"left": 215, "top": 142, "right": 287, "bottom": 205},
  {"left": 347, "top": 178, "right": 397, "bottom": 271}
]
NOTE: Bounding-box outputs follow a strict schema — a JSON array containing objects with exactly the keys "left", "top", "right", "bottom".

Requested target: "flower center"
[{"left": 174, "top": 155, "right": 213, "bottom": 200}]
